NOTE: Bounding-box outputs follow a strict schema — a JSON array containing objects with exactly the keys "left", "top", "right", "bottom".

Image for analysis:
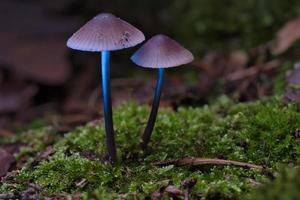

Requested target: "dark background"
[{"left": 1, "top": 0, "right": 300, "bottom": 129}]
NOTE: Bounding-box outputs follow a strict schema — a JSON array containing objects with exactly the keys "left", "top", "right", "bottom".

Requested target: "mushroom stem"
[
  {"left": 141, "top": 68, "right": 165, "bottom": 149},
  {"left": 101, "top": 50, "right": 117, "bottom": 163}
]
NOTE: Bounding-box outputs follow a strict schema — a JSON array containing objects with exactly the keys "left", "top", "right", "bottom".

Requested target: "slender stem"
[
  {"left": 141, "top": 68, "right": 165, "bottom": 149},
  {"left": 101, "top": 51, "right": 117, "bottom": 163}
]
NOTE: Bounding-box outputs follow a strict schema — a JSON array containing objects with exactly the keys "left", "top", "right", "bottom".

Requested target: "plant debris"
[
  {"left": 79, "top": 150, "right": 106, "bottom": 161},
  {"left": 181, "top": 177, "right": 197, "bottom": 189},
  {"left": 283, "top": 89, "right": 300, "bottom": 103},
  {"left": 32, "top": 146, "right": 55, "bottom": 165},
  {"left": 164, "top": 185, "right": 183, "bottom": 196},
  {"left": 0, "top": 183, "right": 41, "bottom": 200},
  {"left": 283, "top": 62, "right": 300, "bottom": 104},
  {"left": 286, "top": 63, "right": 300, "bottom": 85}
]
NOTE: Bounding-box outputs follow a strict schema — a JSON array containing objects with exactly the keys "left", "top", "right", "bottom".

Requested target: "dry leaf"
[
  {"left": 0, "top": 148, "right": 15, "bottom": 177},
  {"left": 164, "top": 185, "right": 183, "bottom": 196},
  {"left": 273, "top": 17, "right": 300, "bottom": 54},
  {"left": 286, "top": 63, "right": 300, "bottom": 85}
]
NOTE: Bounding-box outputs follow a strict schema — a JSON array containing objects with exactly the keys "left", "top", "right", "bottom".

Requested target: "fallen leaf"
[
  {"left": 151, "top": 190, "right": 163, "bottom": 200},
  {"left": 7, "top": 39, "right": 71, "bottom": 85},
  {"left": 164, "top": 185, "right": 183, "bottom": 196},
  {"left": 72, "top": 193, "right": 82, "bottom": 200},
  {"left": 0, "top": 148, "right": 15, "bottom": 177},
  {"left": 46, "top": 194, "right": 68, "bottom": 200},
  {"left": 32, "top": 146, "right": 54, "bottom": 165},
  {"left": 2, "top": 143, "right": 25, "bottom": 155},
  {"left": 0, "top": 85, "right": 38, "bottom": 113},
  {"left": 286, "top": 63, "right": 300, "bottom": 85},
  {"left": 294, "top": 128, "right": 300, "bottom": 138},
  {"left": 273, "top": 17, "right": 300, "bottom": 54},
  {"left": 0, "top": 193, "right": 15, "bottom": 199},
  {"left": 181, "top": 177, "right": 197, "bottom": 189},
  {"left": 0, "top": 129, "right": 14, "bottom": 137},
  {"left": 283, "top": 89, "right": 300, "bottom": 103},
  {"left": 226, "top": 60, "right": 280, "bottom": 81},
  {"left": 0, "top": 0, "right": 78, "bottom": 86}
]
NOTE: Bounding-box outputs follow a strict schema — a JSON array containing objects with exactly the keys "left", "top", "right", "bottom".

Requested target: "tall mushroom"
[
  {"left": 67, "top": 13, "right": 145, "bottom": 163},
  {"left": 131, "top": 34, "right": 194, "bottom": 149}
]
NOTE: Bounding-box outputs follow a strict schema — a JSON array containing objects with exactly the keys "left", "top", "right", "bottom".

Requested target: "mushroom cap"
[
  {"left": 67, "top": 13, "right": 145, "bottom": 52},
  {"left": 131, "top": 34, "right": 194, "bottom": 68}
]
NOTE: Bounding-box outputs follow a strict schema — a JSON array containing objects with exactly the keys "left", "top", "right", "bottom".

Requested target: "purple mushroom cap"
[
  {"left": 131, "top": 34, "right": 194, "bottom": 68},
  {"left": 67, "top": 13, "right": 145, "bottom": 52}
]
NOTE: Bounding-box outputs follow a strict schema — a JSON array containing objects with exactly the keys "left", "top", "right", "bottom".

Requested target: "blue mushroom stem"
[
  {"left": 101, "top": 50, "right": 117, "bottom": 163},
  {"left": 141, "top": 67, "right": 165, "bottom": 149}
]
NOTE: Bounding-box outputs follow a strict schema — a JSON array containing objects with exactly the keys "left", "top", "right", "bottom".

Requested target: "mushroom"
[
  {"left": 67, "top": 13, "right": 145, "bottom": 163},
  {"left": 131, "top": 34, "right": 194, "bottom": 149}
]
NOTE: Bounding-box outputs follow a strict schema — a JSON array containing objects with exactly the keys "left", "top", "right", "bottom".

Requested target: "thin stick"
[{"left": 152, "top": 158, "right": 263, "bottom": 170}]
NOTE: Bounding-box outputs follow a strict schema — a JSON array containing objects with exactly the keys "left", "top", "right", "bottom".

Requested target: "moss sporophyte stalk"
[{"left": 1, "top": 96, "right": 300, "bottom": 199}]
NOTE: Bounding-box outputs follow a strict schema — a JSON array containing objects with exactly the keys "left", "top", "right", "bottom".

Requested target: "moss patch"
[
  {"left": 248, "top": 166, "right": 300, "bottom": 200},
  {"left": 1, "top": 97, "right": 300, "bottom": 199}
]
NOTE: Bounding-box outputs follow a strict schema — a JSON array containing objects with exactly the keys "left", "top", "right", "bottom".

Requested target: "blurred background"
[{"left": 1, "top": 0, "right": 300, "bottom": 130}]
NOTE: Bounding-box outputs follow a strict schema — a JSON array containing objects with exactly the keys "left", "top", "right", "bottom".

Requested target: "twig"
[{"left": 152, "top": 158, "right": 263, "bottom": 170}]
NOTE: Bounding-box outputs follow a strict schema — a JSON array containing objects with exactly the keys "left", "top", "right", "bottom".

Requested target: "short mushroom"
[
  {"left": 131, "top": 34, "right": 194, "bottom": 149},
  {"left": 67, "top": 13, "right": 145, "bottom": 163}
]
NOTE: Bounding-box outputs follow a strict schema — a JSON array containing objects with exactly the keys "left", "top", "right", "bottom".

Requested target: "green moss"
[
  {"left": 16, "top": 153, "right": 121, "bottom": 194},
  {"left": 1, "top": 97, "right": 300, "bottom": 199},
  {"left": 248, "top": 167, "right": 300, "bottom": 200},
  {"left": 0, "top": 126, "right": 60, "bottom": 160}
]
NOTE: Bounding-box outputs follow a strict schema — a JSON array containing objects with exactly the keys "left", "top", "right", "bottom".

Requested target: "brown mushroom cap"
[
  {"left": 67, "top": 13, "right": 145, "bottom": 52},
  {"left": 131, "top": 34, "right": 194, "bottom": 68}
]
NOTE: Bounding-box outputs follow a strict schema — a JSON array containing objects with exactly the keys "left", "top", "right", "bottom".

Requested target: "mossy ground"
[{"left": 1, "top": 96, "right": 300, "bottom": 199}]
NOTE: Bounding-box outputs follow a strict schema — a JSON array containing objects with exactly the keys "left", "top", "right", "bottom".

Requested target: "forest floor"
[
  {"left": 1, "top": 1, "right": 300, "bottom": 199},
  {"left": 1, "top": 96, "right": 300, "bottom": 199}
]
